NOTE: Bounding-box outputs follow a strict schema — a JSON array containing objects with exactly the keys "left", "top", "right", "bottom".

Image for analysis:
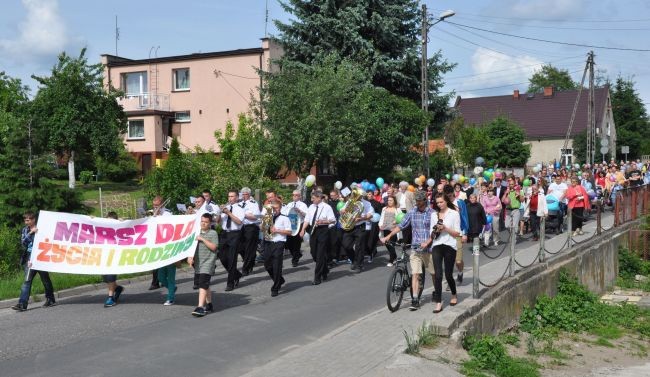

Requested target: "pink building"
[{"left": 101, "top": 38, "right": 282, "bottom": 174}]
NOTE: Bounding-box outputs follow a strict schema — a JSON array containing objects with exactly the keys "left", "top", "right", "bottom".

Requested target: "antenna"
[
  {"left": 115, "top": 15, "right": 120, "bottom": 55},
  {"left": 265, "top": 0, "right": 269, "bottom": 37}
]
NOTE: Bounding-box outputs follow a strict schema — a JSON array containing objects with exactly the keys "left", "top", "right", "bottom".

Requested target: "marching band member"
[
  {"left": 327, "top": 189, "right": 344, "bottom": 266},
  {"left": 300, "top": 190, "right": 336, "bottom": 285},
  {"left": 341, "top": 189, "right": 374, "bottom": 273},
  {"left": 262, "top": 198, "right": 292, "bottom": 297},
  {"left": 219, "top": 190, "right": 246, "bottom": 291},
  {"left": 283, "top": 190, "right": 308, "bottom": 267},
  {"left": 239, "top": 187, "right": 261, "bottom": 276}
]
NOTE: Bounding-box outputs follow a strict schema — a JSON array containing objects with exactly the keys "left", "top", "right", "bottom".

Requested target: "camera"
[{"left": 430, "top": 218, "right": 444, "bottom": 240}]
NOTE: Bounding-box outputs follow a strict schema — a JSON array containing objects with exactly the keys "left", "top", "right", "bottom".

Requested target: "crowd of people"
[{"left": 10, "top": 159, "right": 650, "bottom": 316}]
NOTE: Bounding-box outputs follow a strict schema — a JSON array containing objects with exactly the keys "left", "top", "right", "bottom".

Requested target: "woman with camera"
[{"left": 430, "top": 193, "right": 461, "bottom": 314}]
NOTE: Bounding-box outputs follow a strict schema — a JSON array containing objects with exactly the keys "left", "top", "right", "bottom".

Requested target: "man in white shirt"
[
  {"left": 301, "top": 190, "right": 336, "bottom": 285},
  {"left": 341, "top": 189, "right": 375, "bottom": 273},
  {"left": 239, "top": 187, "right": 261, "bottom": 276},
  {"left": 547, "top": 174, "right": 568, "bottom": 231},
  {"left": 219, "top": 190, "right": 246, "bottom": 291},
  {"left": 284, "top": 190, "right": 308, "bottom": 267},
  {"left": 262, "top": 198, "right": 292, "bottom": 297}
]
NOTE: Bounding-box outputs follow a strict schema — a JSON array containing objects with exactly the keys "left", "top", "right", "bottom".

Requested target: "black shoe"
[
  {"left": 312, "top": 280, "right": 321, "bottom": 285},
  {"left": 456, "top": 272, "right": 463, "bottom": 285},
  {"left": 322, "top": 274, "right": 328, "bottom": 281},
  {"left": 148, "top": 284, "right": 160, "bottom": 291},
  {"left": 291, "top": 261, "right": 299, "bottom": 267},
  {"left": 192, "top": 307, "right": 206, "bottom": 317},
  {"left": 114, "top": 286, "right": 124, "bottom": 302},
  {"left": 225, "top": 285, "right": 234, "bottom": 292},
  {"left": 271, "top": 290, "right": 279, "bottom": 297},
  {"left": 242, "top": 270, "right": 249, "bottom": 277},
  {"left": 43, "top": 299, "right": 56, "bottom": 308},
  {"left": 11, "top": 303, "right": 26, "bottom": 311},
  {"left": 356, "top": 266, "right": 363, "bottom": 273},
  {"left": 205, "top": 302, "right": 214, "bottom": 313},
  {"left": 409, "top": 300, "right": 420, "bottom": 311}
]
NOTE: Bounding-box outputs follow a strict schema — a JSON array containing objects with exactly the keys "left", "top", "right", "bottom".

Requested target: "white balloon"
[
  {"left": 305, "top": 174, "right": 316, "bottom": 184},
  {"left": 426, "top": 178, "right": 435, "bottom": 187},
  {"left": 533, "top": 166, "right": 541, "bottom": 173},
  {"left": 334, "top": 181, "right": 342, "bottom": 189}
]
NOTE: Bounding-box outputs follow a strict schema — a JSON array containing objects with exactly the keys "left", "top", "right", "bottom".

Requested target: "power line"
[
  {"left": 445, "top": 14, "right": 650, "bottom": 30},
  {"left": 444, "top": 69, "right": 584, "bottom": 94},
  {"left": 446, "top": 21, "right": 650, "bottom": 52},
  {"left": 444, "top": 55, "right": 583, "bottom": 80}
]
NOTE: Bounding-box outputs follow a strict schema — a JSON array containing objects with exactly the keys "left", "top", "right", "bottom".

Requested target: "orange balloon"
[
  {"left": 407, "top": 185, "right": 416, "bottom": 192},
  {"left": 414, "top": 177, "right": 422, "bottom": 185},
  {"left": 419, "top": 175, "right": 426, "bottom": 183}
]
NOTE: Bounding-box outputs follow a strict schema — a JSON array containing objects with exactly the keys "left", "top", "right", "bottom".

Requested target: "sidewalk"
[{"left": 241, "top": 212, "right": 616, "bottom": 377}]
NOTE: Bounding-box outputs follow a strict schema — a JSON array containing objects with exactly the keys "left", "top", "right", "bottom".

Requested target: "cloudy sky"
[{"left": 1, "top": 0, "right": 649, "bottom": 109}]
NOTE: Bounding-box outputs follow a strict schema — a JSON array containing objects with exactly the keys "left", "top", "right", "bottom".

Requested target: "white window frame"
[
  {"left": 175, "top": 111, "right": 191, "bottom": 123},
  {"left": 121, "top": 71, "right": 148, "bottom": 97},
  {"left": 127, "top": 119, "right": 145, "bottom": 140},
  {"left": 172, "top": 68, "right": 190, "bottom": 91},
  {"left": 560, "top": 148, "right": 573, "bottom": 166}
]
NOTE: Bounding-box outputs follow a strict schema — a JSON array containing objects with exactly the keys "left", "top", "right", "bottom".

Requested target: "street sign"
[
  {"left": 622, "top": 146, "right": 630, "bottom": 154},
  {"left": 600, "top": 146, "right": 609, "bottom": 155},
  {"left": 600, "top": 138, "right": 609, "bottom": 147}
]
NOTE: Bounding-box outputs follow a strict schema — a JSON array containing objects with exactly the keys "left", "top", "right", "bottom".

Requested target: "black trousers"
[
  {"left": 400, "top": 209, "right": 412, "bottom": 245},
  {"left": 530, "top": 212, "right": 540, "bottom": 237},
  {"left": 239, "top": 224, "right": 260, "bottom": 274},
  {"left": 328, "top": 227, "right": 343, "bottom": 261},
  {"left": 366, "top": 222, "right": 379, "bottom": 257},
  {"left": 310, "top": 226, "right": 330, "bottom": 281},
  {"left": 263, "top": 240, "right": 285, "bottom": 292},
  {"left": 151, "top": 269, "right": 159, "bottom": 287},
  {"left": 572, "top": 207, "right": 584, "bottom": 230},
  {"left": 383, "top": 229, "right": 398, "bottom": 263},
  {"left": 219, "top": 231, "right": 242, "bottom": 288},
  {"left": 286, "top": 234, "right": 303, "bottom": 264},
  {"left": 342, "top": 225, "right": 367, "bottom": 269},
  {"left": 432, "top": 244, "right": 457, "bottom": 303}
]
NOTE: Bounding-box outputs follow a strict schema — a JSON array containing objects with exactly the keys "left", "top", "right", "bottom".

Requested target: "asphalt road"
[{"left": 0, "top": 213, "right": 611, "bottom": 377}]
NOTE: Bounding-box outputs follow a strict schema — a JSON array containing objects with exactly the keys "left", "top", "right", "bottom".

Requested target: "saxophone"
[
  {"left": 260, "top": 204, "right": 275, "bottom": 241},
  {"left": 340, "top": 188, "right": 365, "bottom": 231}
]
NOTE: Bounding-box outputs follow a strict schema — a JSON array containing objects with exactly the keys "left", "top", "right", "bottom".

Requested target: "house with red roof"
[{"left": 453, "top": 86, "right": 616, "bottom": 166}]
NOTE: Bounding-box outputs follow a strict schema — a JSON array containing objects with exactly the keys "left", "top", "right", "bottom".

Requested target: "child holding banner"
[
  {"left": 189, "top": 213, "right": 218, "bottom": 317},
  {"left": 103, "top": 211, "right": 124, "bottom": 308}
]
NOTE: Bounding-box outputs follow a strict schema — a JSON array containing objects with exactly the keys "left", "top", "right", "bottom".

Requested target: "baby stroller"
[{"left": 545, "top": 194, "right": 562, "bottom": 234}]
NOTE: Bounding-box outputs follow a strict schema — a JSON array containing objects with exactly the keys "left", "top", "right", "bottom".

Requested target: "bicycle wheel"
[
  {"left": 409, "top": 265, "right": 426, "bottom": 301},
  {"left": 386, "top": 268, "right": 406, "bottom": 312}
]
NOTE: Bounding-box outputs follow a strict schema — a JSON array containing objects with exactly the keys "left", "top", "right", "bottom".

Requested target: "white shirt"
[
  {"left": 398, "top": 191, "right": 407, "bottom": 209},
  {"left": 430, "top": 209, "right": 461, "bottom": 249},
  {"left": 155, "top": 208, "right": 173, "bottom": 217},
  {"left": 548, "top": 182, "right": 568, "bottom": 203},
  {"left": 220, "top": 202, "right": 246, "bottom": 231},
  {"left": 282, "top": 200, "right": 309, "bottom": 218},
  {"left": 270, "top": 214, "right": 292, "bottom": 242},
  {"left": 241, "top": 199, "right": 261, "bottom": 225},
  {"left": 304, "top": 202, "right": 336, "bottom": 229},
  {"left": 197, "top": 201, "right": 220, "bottom": 218},
  {"left": 357, "top": 199, "right": 375, "bottom": 230}
]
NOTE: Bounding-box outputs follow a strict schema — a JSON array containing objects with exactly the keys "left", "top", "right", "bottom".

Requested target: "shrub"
[
  {"left": 0, "top": 225, "right": 22, "bottom": 277},
  {"left": 96, "top": 149, "right": 138, "bottom": 182},
  {"left": 79, "top": 170, "right": 93, "bottom": 184}
]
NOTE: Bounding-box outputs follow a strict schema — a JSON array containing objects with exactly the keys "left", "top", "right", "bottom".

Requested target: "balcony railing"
[{"left": 119, "top": 93, "right": 170, "bottom": 112}]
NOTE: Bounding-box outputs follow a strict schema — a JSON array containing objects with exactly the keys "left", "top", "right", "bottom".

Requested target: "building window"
[
  {"left": 560, "top": 148, "right": 573, "bottom": 166},
  {"left": 121, "top": 72, "right": 148, "bottom": 96},
  {"left": 127, "top": 120, "right": 145, "bottom": 140},
  {"left": 173, "top": 68, "right": 190, "bottom": 91},
  {"left": 175, "top": 111, "right": 191, "bottom": 123}
]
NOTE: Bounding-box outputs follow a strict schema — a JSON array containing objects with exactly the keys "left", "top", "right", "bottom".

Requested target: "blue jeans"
[{"left": 19, "top": 263, "right": 55, "bottom": 307}]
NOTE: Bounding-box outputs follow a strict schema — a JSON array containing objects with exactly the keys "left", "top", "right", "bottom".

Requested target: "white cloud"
[
  {"left": 450, "top": 47, "right": 543, "bottom": 97},
  {"left": 0, "top": 0, "right": 67, "bottom": 59},
  {"left": 490, "top": 0, "right": 586, "bottom": 20}
]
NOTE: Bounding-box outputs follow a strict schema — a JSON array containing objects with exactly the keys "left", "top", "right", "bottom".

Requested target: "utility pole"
[
  {"left": 115, "top": 15, "right": 119, "bottom": 56},
  {"left": 421, "top": 4, "right": 429, "bottom": 177},
  {"left": 587, "top": 51, "right": 595, "bottom": 166}
]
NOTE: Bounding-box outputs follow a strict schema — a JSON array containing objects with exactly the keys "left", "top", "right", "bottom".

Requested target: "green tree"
[
  {"left": 572, "top": 129, "right": 603, "bottom": 164},
  {"left": 528, "top": 64, "right": 578, "bottom": 93},
  {"left": 447, "top": 117, "right": 492, "bottom": 167},
  {"left": 275, "top": 0, "right": 454, "bottom": 104},
  {"left": 610, "top": 77, "right": 650, "bottom": 159},
  {"left": 483, "top": 117, "right": 531, "bottom": 167},
  {"left": 31, "top": 49, "right": 127, "bottom": 188},
  {"left": 429, "top": 149, "right": 454, "bottom": 180},
  {"left": 262, "top": 57, "right": 427, "bottom": 180}
]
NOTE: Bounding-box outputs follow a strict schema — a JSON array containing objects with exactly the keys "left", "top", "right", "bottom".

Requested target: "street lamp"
[{"left": 422, "top": 8, "right": 455, "bottom": 177}]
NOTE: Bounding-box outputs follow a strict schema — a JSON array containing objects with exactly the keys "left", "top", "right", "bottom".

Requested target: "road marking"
[{"left": 241, "top": 315, "right": 270, "bottom": 323}]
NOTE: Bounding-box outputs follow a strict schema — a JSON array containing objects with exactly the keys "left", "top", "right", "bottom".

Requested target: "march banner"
[{"left": 30, "top": 211, "right": 200, "bottom": 275}]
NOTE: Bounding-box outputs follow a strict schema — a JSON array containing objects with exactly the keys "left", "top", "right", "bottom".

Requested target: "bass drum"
[{"left": 287, "top": 207, "right": 302, "bottom": 236}]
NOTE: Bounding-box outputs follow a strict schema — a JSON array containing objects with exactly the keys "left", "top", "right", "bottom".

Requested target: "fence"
[{"left": 471, "top": 183, "right": 650, "bottom": 299}]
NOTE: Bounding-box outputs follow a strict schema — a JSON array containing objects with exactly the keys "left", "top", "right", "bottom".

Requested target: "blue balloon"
[
  {"left": 555, "top": 162, "right": 561, "bottom": 169},
  {"left": 369, "top": 184, "right": 377, "bottom": 192},
  {"left": 372, "top": 213, "right": 381, "bottom": 222},
  {"left": 469, "top": 178, "right": 476, "bottom": 185},
  {"left": 487, "top": 168, "right": 494, "bottom": 173},
  {"left": 376, "top": 177, "right": 384, "bottom": 187},
  {"left": 486, "top": 215, "right": 493, "bottom": 224}
]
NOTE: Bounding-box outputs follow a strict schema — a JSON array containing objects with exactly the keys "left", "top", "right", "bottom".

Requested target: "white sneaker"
[
  {"left": 163, "top": 300, "right": 174, "bottom": 306},
  {"left": 386, "top": 262, "right": 394, "bottom": 267},
  {"left": 493, "top": 241, "right": 499, "bottom": 246},
  {"left": 573, "top": 230, "right": 579, "bottom": 237},
  {"left": 578, "top": 229, "right": 585, "bottom": 235}
]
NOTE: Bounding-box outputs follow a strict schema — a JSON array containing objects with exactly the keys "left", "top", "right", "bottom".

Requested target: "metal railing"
[
  {"left": 471, "top": 184, "right": 650, "bottom": 298},
  {"left": 118, "top": 93, "right": 170, "bottom": 112}
]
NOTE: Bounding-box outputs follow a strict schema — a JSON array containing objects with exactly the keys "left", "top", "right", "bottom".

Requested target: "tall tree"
[
  {"left": 610, "top": 76, "right": 650, "bottom": 159},
  {"left": 31, "top": 49, "right": 127, "bottom": 188},
  {"left": 274, "top": 0, "right": 455, "bottom": 104},
  {"left": 483, "top": 117, "right": 531, "bottom": 167},
  {"left": 528, "top": 64, "right": 578, "bottom": 93}
]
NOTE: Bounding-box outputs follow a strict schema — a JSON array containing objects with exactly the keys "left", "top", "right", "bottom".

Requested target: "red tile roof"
[{"left": 454, "top": 86, "right": 609, "bottom": 139}]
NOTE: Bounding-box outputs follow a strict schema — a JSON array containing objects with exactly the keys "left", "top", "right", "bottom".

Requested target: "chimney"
[
  {"left": 543, "top": 86, "right": 554, "bottom": 98},
  {"left": 513, "top": 89, "right": 520, "bottom": 99}
]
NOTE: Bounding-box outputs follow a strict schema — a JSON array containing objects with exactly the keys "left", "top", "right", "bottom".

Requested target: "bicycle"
[{"left": 386, "top": 243, "right": 425, "bottom": 312}]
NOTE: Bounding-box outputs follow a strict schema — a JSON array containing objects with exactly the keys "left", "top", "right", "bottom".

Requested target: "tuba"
[
  {"left": 260, "top": 204, "right": 275, "bottom": 241},
  {"left": 340, "top": 188, "right": 365, "bottom": 231}
]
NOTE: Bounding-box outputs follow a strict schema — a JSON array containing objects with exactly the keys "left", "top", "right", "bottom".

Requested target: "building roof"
[
  {"left": 102, "top": 47, "right": 264, "bottom": 67},
  {"left": 453, "top": 86, "right": 609, "bottom": 139}
]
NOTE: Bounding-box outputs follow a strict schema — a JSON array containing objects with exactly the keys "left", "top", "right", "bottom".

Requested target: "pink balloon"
[
  {"left": 382, "top": 183, "right": 389, "bottom": 191},
  {"left": 609, "top": 175, "right": 616, "bottom": 182}
]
